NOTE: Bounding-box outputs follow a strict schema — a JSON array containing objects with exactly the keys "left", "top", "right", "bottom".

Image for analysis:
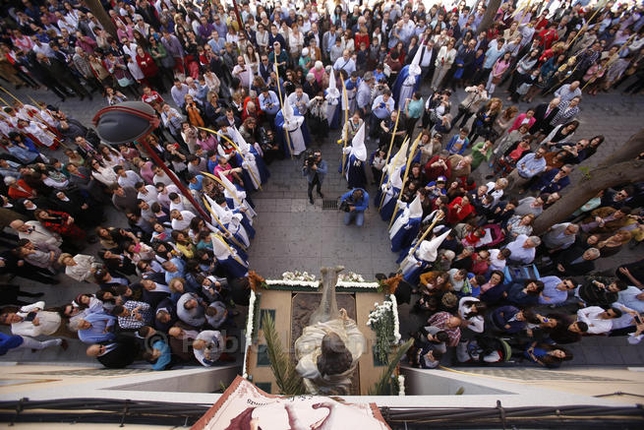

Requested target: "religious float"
[{"left": 241, "top": 266, "right": 410, "bottom": 397}]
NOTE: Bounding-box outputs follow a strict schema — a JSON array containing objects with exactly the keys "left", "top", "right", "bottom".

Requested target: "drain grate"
[{"left": 322, "top": 199, "right": 339, "bottom": 210}]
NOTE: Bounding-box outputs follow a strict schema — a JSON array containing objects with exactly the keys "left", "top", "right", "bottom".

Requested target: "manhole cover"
[{"left": 322, "top": 199, "right": 338, "bottom": 210}]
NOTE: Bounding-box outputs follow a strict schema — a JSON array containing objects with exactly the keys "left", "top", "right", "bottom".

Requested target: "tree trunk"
[
  {"left": 533, "top": 129, "right": 644, "bottom": 235},
  {"left": 603, "top": 129, "right": 644, "bottom": 165},
  {"left": 476, "top": 0, "right": 503, "bottom": 36},
  {"left": 85, "top": 0, "right": 117, "bottom": 39}
]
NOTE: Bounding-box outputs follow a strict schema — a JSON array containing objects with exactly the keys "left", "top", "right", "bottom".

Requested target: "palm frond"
[
  {"left": 368, "top": 339, "right": 414, "bottom": 395},
  {"left": 261, "top": 312, "right": 305, "bottom": 395}
]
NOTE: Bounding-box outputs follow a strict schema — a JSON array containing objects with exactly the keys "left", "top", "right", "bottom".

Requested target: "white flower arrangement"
[
  {"left": 245, "top": 290, "right": 256, "bottom": 348},
  {"left": 398, "top": 375, "right": 406, "bottom": 396},
  {"left": 264, "top": 271, "right": 379, "bottom": 289},
  {"left": 265, "top": 279, "right": 319, "bottom": 288},
  {"left": 243, "top": 290, "right": 257, "bottom": 380},
  {"left": 389, "top": 294, "right": 401, "bottom": 344},
  {"left": 337, "top": 281, "right": 380, "bottom": 289},
  {"left": 366, "top": 297, "right": 401, "bottom": 364},
  {"left": 281, "top": 270, "right": 317, "bottom": 281},
  {"left": 338, "top": 272, "right": 365, "bottom": 282}
]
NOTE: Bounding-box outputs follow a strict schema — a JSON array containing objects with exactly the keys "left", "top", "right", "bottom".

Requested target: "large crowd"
[{"left": 0, "top": 0, "right": 643, "bottom": 372}]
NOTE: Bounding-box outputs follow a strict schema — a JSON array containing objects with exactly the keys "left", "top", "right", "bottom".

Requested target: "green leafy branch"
[{"left": 261, "top": 313, "right": 305, "bottom": 396}]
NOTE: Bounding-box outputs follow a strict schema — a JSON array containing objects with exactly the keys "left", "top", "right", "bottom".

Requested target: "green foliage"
[
  {"left": 260, "top": 313, "right": 305, "bottom": 396},
  {"left": 369, "top": 339, "right": 414, "bottom": 395},
  {"left": 367, "top": 301, "right": 397, "bottom": 364},
  {"left": 578, "top": 166, "right": 592, "bottom": 181}
]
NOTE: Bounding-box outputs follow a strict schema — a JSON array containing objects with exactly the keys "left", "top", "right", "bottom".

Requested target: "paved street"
[{"left": 1, "top": 78, "right": 643, "bottom": 368}]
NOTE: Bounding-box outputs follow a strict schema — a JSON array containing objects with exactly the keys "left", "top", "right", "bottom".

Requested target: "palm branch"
[
  {"left": 368, "top": 339, "right": 414, "bottom": 395},
  {"left": 261, "top": 312, "right": 305, "bottom": 395}
]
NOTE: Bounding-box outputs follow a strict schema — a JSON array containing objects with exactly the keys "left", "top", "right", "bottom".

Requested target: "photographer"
[
  {"left": 340, "top": 188, "right": 369, "bottom": 227},
  {"left": 421, "top": 90, "right": 451, "bottom": 130},
  {"left": 451, "top": 84, "right": 489, "bottom": 130},
  {"left": 302, "top": 151, "right": 327, "bottom": 205}
]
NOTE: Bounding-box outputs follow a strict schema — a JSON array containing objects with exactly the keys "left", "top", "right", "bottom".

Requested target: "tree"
[
  {"left": 533, "top": 129, "right": 644, "bottom": 235},
  {"left": 85, "top": 0, "right": 117, "bottom": 39},
  {"left": 476, "top": 0, "right": 503, "bottom": 36}
]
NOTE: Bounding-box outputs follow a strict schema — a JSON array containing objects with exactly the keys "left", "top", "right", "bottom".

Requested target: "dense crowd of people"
[{"left": 0, "top": 0, "right": 643, "bottom": 371}]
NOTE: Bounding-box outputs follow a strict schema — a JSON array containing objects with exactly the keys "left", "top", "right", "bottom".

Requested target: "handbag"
[
  {"left": 491, "top": 75, "right": 502, "bottom": 85},
  {"left": 453, "top": 58, "right": 465, "bottom": 79}
]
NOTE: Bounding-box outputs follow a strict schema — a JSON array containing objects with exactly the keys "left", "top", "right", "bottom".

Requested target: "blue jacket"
[
  {"left": 341, "top": 188, "right": 369, "bottom": 212},
  {"left": 445, "top": 135, "right": 470, "bottom": 155},
  {"left": 151, "top": 340, "right": 172, "bottom": 371},
  {"left": 302, "top": 159, "right": 328, "bottom": 184},
  {"left": 0, "top": 333, "right": 24, "bottom": 355}
]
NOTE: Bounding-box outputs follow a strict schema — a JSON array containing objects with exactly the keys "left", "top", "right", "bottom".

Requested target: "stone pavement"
[{"left": 0, "top": 78, "right": 643, "bottom": 368}]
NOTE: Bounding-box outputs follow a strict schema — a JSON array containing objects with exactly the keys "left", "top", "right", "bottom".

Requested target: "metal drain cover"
[{"left": 322, "top": 199, "right": 338, "bottom": 210}]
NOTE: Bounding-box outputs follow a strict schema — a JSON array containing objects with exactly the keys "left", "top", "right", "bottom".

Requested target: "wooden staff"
[
  {"left": 212, "top": 231, "right": 248, "bottom": 267},
  {"left": 200, "top": 170, "right": 243, "bottom": 206},
  {"left": 340, "top": 76, "right": 350, "bottom": 176},
  {"left": 198, "top": 126, "right": 262, "bottom": 191},
  {"left": 0, "top": 87, "right": 66, "bottom": 150},
  {"left": 388, "top": 132, "right": 422, "bottom": 230},
  {"left": 378, "top": 105, "right": 402, "bottom": 190},
  {"left": 25, "top": 95, "right": 69, "bottom": 149},
  {"left": 272, "top": 63, "right": 294, "bottom": 159},
  {"left": 378, "top": 136, "right": 409, "bottom": 211},
  {"left": 0, "top": 86, "right": 22, "bottom": 105},
  {"left": 201, "top": 196, "right": 248, "bottom": 252},
  {"left": 399, "top": 211, "right": 445, "bottom": 272},
  {"left": 566, "top": 0, "right": 609, "bottom": 52}
]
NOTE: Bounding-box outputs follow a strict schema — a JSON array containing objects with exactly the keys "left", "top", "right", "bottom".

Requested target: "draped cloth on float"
[{"left": 294, "top": 266, "right": 366, "bottom": 395}]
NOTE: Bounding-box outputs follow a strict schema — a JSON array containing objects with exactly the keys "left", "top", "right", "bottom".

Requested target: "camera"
[{"left": 305, "top": 154, "right": 317, "bottom": 167}]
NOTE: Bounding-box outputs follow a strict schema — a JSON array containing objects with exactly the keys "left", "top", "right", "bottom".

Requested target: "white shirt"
[
  {"left": 117, "top": 170, "right": 143, "bottom": 189},
  {"left": 577, "top": 306, "right": 614, "bottom": 334},
  {"left": 171, "top": 211, "right": 196, "bottom": 231}
]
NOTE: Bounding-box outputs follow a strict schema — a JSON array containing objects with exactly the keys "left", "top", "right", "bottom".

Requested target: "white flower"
[
  {"left": 390, "top": 294, "right": 401, "bottom": 344},
  {"left": 398, "top": 375, "right": 405, "bottom": 396},
  {"left": 245, "top": 290, "right": 256, "bottom": 347}
]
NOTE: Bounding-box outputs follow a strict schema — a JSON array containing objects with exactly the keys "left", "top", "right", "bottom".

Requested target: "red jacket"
[
  {"left": 7, "top": 179, "right": 35, "bottom": 200},
  {"left": 136, "top": 52, "right": 159, "bottom": 78}
]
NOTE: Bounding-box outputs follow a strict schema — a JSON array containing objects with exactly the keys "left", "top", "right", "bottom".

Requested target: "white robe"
[{"left": 284, "top": 116, "right": 306, "bottom": 156}]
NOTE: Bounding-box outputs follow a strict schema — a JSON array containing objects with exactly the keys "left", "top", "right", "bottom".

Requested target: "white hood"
[{"left": 350, "top": 122, "right": 367, "bottom": 161}]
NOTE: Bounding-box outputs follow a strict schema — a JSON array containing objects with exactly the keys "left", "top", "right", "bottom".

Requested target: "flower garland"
[
  {"left": 245, "top": 290, "right": 257, "bottom": 347},
  {"left": 389, "top": 294, "right": 401, "bottom": 344},
  {"left": 242, "top": 290, "right": 257, "bottom": 380},
  {"left": 263, "top": 271, "right": 380, "bottom": 289}
]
